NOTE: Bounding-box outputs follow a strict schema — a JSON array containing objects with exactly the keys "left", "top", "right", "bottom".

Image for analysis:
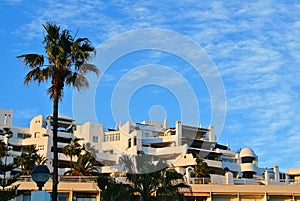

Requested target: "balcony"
[
  {"left": 142, "top": 145, "right": 187, "bottom": 156},
  {"left": 57, "top": 131, "right": 74, "bottom": 139},
  {"left": 241, "top": 163, "right": 256, "bottom": 172},
  {"left": 189, "top": 177, "right": 210, "bottom": 184},
  {"left": 204, "top": 159, "right": 222, "bottom": 168}
]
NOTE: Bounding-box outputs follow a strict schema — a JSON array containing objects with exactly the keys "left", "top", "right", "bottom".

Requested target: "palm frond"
[
  {"left": 79, "top": 64, "right": 100, "bottom": 76},
  {"left": 24, "top": 67, "right": 48, "bottom": 85},
  {"left": 43, "top": 21, "right": 60, "bottom": 46},
  {"left": 17, "top": 54, "right": 44, "bottom": 68},
  {"left": 65, "top": 72, "right": 89, "bottom": 91}
]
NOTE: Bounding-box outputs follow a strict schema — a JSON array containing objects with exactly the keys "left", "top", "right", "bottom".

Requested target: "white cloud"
[
  {"left": 6, "top": 0, "right": 300, "bottom": 170},
  {"left": 14, "top": 108, "right": 39, "bottom": 120}
]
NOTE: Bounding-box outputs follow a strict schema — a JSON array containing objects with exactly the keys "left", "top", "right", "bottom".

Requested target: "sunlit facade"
[{"left": 1, "top": 108, "right": 300, "bottom": 201}]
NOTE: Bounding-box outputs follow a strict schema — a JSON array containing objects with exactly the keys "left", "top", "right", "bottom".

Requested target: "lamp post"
[
  {"left": 31, "top": 165, "right": 51, "bottom": 201},
  {"left": 31, "top": 165, "right": 51, "bottom": 191}
]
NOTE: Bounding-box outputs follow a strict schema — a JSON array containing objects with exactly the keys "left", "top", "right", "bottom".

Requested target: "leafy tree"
[
  {"left": 99, "top": 154, "right": 190, "bottom": 201},
  {"left": 17, "top": 21, "right": 99, "bottom": 201},
  {"left": 62, "top": 138, "right": 82, "bottom": 172}
]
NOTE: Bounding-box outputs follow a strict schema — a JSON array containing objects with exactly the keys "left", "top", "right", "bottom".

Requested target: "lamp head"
[{"left": 31, "top": 165, "right": 50, "bottom": 191}]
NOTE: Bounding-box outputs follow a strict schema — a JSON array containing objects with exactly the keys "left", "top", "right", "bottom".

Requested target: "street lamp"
[{"left": 31, "top": 165, "right": 51, "bottom": 191}]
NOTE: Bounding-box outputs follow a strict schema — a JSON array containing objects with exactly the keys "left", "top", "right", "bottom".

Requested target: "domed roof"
[{"left": 240, "top": 148, "right": 256, "bottom": 158}]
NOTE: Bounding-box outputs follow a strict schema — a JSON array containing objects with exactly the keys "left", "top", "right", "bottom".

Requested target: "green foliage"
[
  {"left": 62, "top": 138, "right": 82, "bottom": 171},
  {"left": 0, "top": 140, "right": 20, "bottom": 200},
  {"left": 0, "top": 185, "right": 21, "bottom": 201},
  {"left": 98, "top": 154, "right": 190, "bottom": 201},
  {"left": 16, "top": 145, "right": 47, "bottom": 175},
  {"left": 64, "top": 144, "right": 99, "bottom": 176},
  {"left": 0, "top": 141, "right": 7, "bottom": 158},
  {"left": 18, "top": 21, "right": 99, "bottom": 201},
  {"left": 193, "top": 157, "right": 209, "bottom": 178},
  {"left": 17, "top": 21, "right": 99, "bottom": 101},
  {"left": 97, "top": 175, "right": 132, "bottom": 201}
]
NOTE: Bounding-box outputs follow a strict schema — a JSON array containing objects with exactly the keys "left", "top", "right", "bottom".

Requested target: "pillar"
[
  {"left": 225, "top": 172, "right": 234, "bottom": 184},
  {"left": 208, "top": 125, "right": 216, "bottom": 142},
  {"left": 274, "top": 166, "right": 280, "bottom": 182},
  {"left": 175, "top": 121, "right": 182, "bottom": 146},
  {"left": 265, "top": 170, "right": 269, "bottom": 185}
]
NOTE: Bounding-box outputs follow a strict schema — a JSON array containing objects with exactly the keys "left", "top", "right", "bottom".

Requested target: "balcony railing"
[
  {"left": 188, "top": 177, "right": 210, "bottom": 184},
  {"left": 18, "top": 175, "right": 97, "bottom": 183}
]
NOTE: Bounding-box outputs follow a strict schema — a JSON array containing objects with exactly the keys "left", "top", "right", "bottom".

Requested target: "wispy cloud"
[
  {"left": 14, "top": 108, "right": 39, "bottom": 120},
  {"left": 5, "top": 0, "right": 300, "bottom": 170}
]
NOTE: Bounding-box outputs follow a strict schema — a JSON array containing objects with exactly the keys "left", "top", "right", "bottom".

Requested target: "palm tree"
[
  {"left": 114, "top": 154, "right": 190, "bottom": 201},
  {"left": 17, "top": 21, "right": 99, "bottom": 201},
  {"left": 62, "top": 138, "right": 82, "bottom": 172},
  {"left": 35, "top": 154, "right": 47, "bottom": 166},
  {"left": 97, "top": 174, "right": 131, "bottom": 201},
  {"left": 82, "top": 142, "right": 99, "bottom": 158},
  {"left": 194, "top": 156, "right": 209, "bottom": 178},
  {"left": 64, "top": 152, "right": 98, "bottom": 176},
  {"left": 16, "top": 145, "right": 46, "bottom": 175}
]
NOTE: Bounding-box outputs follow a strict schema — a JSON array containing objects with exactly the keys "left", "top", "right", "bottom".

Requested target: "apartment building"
[{"left": 1, "top": 108, "right": 300, "bottom": 201}]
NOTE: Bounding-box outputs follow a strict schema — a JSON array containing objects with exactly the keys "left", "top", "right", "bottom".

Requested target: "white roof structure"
[{"left": 240, "top": 147, "right": 257, "bottom": 158}]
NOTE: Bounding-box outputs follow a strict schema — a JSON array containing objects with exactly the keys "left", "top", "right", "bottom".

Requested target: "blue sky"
[{"left": 1, "top": 0, "right": 300, "bottom": 171}]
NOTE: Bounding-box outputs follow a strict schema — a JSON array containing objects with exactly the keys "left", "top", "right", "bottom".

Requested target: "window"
[
  {"left": 104, "top": 135, "right": 108, "bottom": 142},
  {"left": 17, "top": 133, "right": 23, "bottom": 139},
  {"left": 116, "top": 133, "right": 120, "bottom": 141},
  {"left": 128, "top": 138, "right": 131, "bottom": 148},
  {"left": 133, "top": 136, "right": 137, "bottom": 146},
  {"left": 34, "top": 132, "right": 40, "bottom": 138},
  {"left": 109, "top": 134, "right": 114, "bottom": 142},
  {"left": 73, "top": 193, "right": 96, "bottom": 201},
  {"left": 50, "top": 192, "right": 69, "bottom": 201},
  {"left": 241, "top": 157, "right": 255, "bottom": 164},
  {"left": 12, "top": 145, "right": 21, "bottom": 152},
  {"left": 92, "top": 136, "right": 98, "bottom": 142},
  {"left": 104, "top": 150, "right": 113, "bottom": 154},
  {"left": 18, "top": 191, "right": 31, "bottom": 201},
  {"left": 104, "top": 133, "right": 120, "bottom": 142}
]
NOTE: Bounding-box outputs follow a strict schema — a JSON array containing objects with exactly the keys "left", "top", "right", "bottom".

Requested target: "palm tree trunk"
[{"left": 52, "top": 90, "right": 59, "bottom": 201}]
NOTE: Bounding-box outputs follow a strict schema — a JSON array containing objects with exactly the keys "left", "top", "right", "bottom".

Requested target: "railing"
[
  {"left": 18, "top": 175, "right": 97, "bottom": 183},
  {"left": 18, "top": 175, "right": 32, "bottom": 182},
  {"left": 59, "top": 176, "right": 97, "bottom": 182},
  {"left": 189, "top": 177, "right": 210, "bottom": 184},
  {"left": 233, "top": 178, "right": 258, "bottom": 185},
  {"left": 204, "top": 159, "right": 222, "bottom": 168}
]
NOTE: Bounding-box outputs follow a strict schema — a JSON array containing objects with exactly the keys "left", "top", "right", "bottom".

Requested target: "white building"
[
  {"left": 0, "top": 111, "right": 110, "bottom": 175},
  {"left": 0, "top": 108, "right": 295, "bottom": 185}
]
